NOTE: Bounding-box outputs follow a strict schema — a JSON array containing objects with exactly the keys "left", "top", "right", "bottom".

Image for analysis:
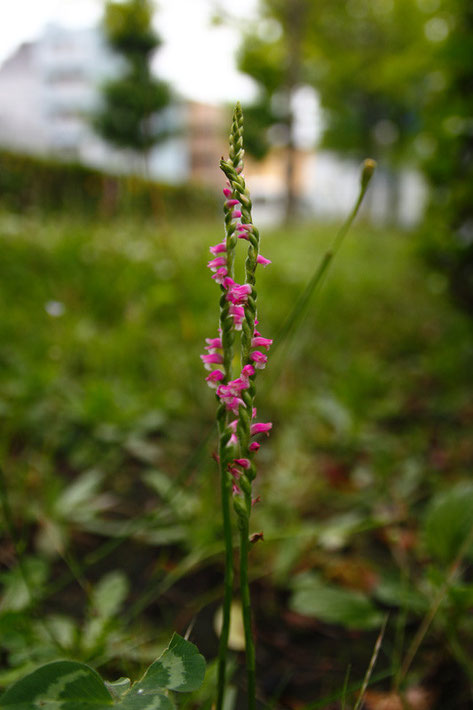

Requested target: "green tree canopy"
[{"left": 93, "top": 0, "right": 171, "bottom": 157}]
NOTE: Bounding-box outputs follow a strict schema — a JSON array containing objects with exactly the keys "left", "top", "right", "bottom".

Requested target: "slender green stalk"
[
  {"left": 353, "top": 615, "right": 388, "bottom": 710},
  {"left": 239, "top": 514, "right": 256, "bottom": 710},
  {"left": 272, "top": 159, "right": 376, "bottom": 358},
  {"left": 216, "top": 410, "right": 235, "bottom": 710},
  {"left": 395, "top": 519, "right": 473, "bottom": 691}
]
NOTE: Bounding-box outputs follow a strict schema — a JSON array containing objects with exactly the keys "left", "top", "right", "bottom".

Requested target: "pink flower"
[
  {"left": 207, "top": 256, "right": 227, "bottom": 272},
  {"left": 232, "top": 210, "right": 242, "bottom": 219},
  {"left": 217, "top": 378, "right": 248, "bottom": 398},
  {"left": 251, "top": 336, "right": 272, "bottom": 350},
  {"left": 228, "top": 465, "right": 242, "bottom": 479},
  {"left": 222, "top": 276, "right": 236, "bottom": 290},
  {"left": 201, "top": 352, "right": 224, "bottom": 370},
  {"left": 257, "top": 255, "right": 271, "bottom": 267},
  {"left": 249, "top": 442, "right": 260, "bottom": 452},
  {"left": 226, "top": 283, "right": 252, "bottom": 305},
  {"left": 229, "top": 304, "right": 245, "bottom": 329},
  {"left": 241, "top": 364, "right": 255, "bottom": 379},
  {"left": 225, "top": 199, "right": 240, "bottom": 208},
  {"left": 226, "top": 396, "right": 245, "bottom": 414},
  {"left": 205, "top": 337, "right": 223, "bottom": 350},
  {"left": 223, "top": 187, "right": 232, "bottom": 198},
  {"left": 210, "top": 242, "right": 227, "bottom": 255},
  {"left": 212, "top": 267, "right": 229, "bottom": 285},
  {"left": 250, "top": 422, "right": 272, "bottom": 437},
  {"left": 250, "top": 350, "right": 268, "bottom": 369},
  {"left": 234, "top": 457, "right": 251, "bottom": 469},
  {"left": 206, "top": 370, "right": 225, "bottom": 388},
  {"left": 227, "top": 418, "right": 238, "bottom": 447}
]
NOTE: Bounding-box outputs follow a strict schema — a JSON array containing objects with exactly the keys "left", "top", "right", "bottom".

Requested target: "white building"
[
  {"left": 0, "top": 24, "right": 426, "bottom": 223},
  {"left": 0, "top": 24, "right": 189, "bottom": 183}
]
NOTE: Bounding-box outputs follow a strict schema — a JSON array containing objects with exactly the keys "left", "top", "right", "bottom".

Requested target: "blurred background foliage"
[{"left": 1, "top": 0, "right": 473, "bottom": 708}]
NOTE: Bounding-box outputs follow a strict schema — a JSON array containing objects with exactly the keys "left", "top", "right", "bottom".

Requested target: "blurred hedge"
[{"left": 0, "top": 150, "right": 219, "bottom": 219}]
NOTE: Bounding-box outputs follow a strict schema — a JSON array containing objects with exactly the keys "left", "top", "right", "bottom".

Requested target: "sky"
[{"left": 0, "top": 0, "right": 259, "bottom": 104}]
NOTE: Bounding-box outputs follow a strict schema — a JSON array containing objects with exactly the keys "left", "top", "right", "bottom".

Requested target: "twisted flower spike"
[{"left": 203, "top": 103, "right": 272, "bottom": 710}]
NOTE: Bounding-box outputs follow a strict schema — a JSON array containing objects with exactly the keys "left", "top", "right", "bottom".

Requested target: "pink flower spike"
[
  {"left": 234, "top": 458, "right": 251, "bottom": 469},
  {"left": 232, "top": 210, "right": 242, "bottom": 219},
  {"left": 250, "top": 351, "right": 268, "bottom": 369},
  {"left": 250, "top": 422, "right": 272, "bottom": 437},
  {"left": 206, "top": 370, "right": 225, "bottom": 388},
  {"left": 257, "top": 255, "right": 272, "bottom": 267},
  {"left": 225, "top": 199, "right": 240, "bottom": 208},
  {"left": 207, "top": 256, "right": 227, "bottom": 272},
  {"left": 252, "top": 336, "right": 273, "bottom": 350},
  {"left": 209, "top": 242, "right": 227, "bottom": 255},
  {"left": 223, "top": 187, "right": 232, "bottom": 198},
  {"left": 249, "top": 442, "right": 260, "bottom": 452}
]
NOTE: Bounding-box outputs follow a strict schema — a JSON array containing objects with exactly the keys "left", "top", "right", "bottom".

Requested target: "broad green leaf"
[
  {"left": 55, "top": 469, "right": 104, "bottom": 518},
  {"left": 133, "top": 633, "right": 205, "bottom": 693},
  {"left": 92, "top": 571, "right": 129, "bottom": 619},
  {"left": 290, "top": 573, "right": 383, "bottom": 630},
  {"left": 374, "top": 575, "right": 428, "bottom": 614},
  {"left": 423, "top": 483, "right": 473, "bottom": 564},
  {"left": 0, "top": 660, "right": 114, "bottom": 709},
  {"left": 0, "top": 558, "right": 49, "bottom": 612}
]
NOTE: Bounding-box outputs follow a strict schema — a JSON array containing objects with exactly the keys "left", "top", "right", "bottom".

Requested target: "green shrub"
[{"left": 0, "top": 150, "right": 218, "bottom": 219}]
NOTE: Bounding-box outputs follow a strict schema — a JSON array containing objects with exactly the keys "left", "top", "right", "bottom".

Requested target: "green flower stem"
[
  {"left": 273, "top": 159, "right": 376, "bottom": 355},
  {"left": 216, "top": 137, "right": 243, "bottom": 710},
  {"left": 239, "top": 511, "right": 256, "bottom": 710},
  {"left": 216, "top": 409, "right": 235, "bottom": 710}
]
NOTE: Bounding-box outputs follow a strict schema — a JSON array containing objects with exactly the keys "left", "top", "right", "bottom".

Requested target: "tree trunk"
[{"left": 283, "top": 0, "right": 308, "bottom": 224}]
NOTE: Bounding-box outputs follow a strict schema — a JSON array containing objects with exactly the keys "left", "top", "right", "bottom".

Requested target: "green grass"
[{"left": 1, "top": 209, "right": 473, "bottom": 704}]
